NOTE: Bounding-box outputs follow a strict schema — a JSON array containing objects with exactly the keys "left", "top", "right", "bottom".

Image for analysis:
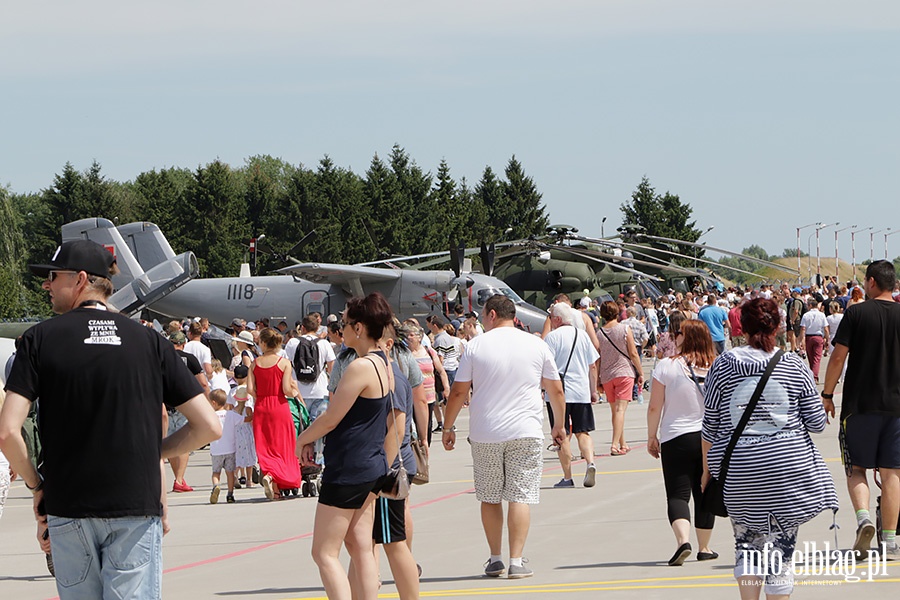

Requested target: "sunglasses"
[{"left": 48, "top": 270, "right": 78, "bottom": 282}]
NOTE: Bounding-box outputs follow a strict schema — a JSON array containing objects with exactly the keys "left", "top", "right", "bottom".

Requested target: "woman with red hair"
[{"left": 648, "top": 320, "right": 718, "bottom": 566}]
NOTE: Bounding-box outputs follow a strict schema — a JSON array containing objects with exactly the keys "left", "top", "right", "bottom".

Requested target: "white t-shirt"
[
  {"left": 285, "top": 334, "right": 336, "bottom": 399},
  {"left": 651, "top": 357, "right": 705, "bottom": 444},
  {"left": 0, "top": 448, "right": 8, "bottom": 472},
  {"left": 183, "top": 340, "right": 212, "bottom": 375},
  {"left": 209, "top": 370, "right": 230, "bottom": 393},
  {"left": 210, "top": 409, "right": 244, "bottom": 456},
  {"left": 826, "top": 313, "right": 843, "bottom": 346},
  {"left": 800, "top": 309, "right": 828, "bottom": 337},
  {"left": 544, "top": 326, "right": 599, "bottom": 404},
  {"left": 455, "top": 326, "right": 559, "bottom": 443},
  {"left": 433, "top": 331, "right": 462, "bottom": 372}
]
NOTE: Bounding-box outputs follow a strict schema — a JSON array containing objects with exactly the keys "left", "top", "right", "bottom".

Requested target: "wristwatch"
[
  {"left": 442, "top": 425, "right": 457, "bottom": 433},
  {"left": 821, "top": 392, "right": 834, "bottom": 400},
  {"left": 25, "top": 474, "right": 44, "bottom": 494}
]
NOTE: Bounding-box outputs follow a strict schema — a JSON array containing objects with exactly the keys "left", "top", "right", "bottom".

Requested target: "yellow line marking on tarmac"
[{"left": 291, "top": 575, "right": 900, "bottom": 598}]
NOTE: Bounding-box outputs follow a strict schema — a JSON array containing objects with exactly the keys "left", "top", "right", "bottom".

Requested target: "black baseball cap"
[{"left": 29, "top": 240, "right": 116, "bottom": 279}]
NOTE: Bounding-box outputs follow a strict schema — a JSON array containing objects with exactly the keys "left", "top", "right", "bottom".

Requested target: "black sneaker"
[
  {"left": 433, "top": 424, "right": 443, "bottom": 433},
  {"left": 226, "top": 493, "right": 235, "bottom": 504},
  {"left": 239, "top": 476, "right": 247, "bottom": 486}
]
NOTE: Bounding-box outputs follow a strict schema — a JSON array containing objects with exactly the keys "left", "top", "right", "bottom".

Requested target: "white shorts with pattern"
[{"left": 470, "top": 437, "right": 542, "bottom": 504}]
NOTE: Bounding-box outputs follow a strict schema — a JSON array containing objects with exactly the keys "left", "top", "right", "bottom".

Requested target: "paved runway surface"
[{"left": 2, "top": 354, "right": 899, "bottom": 599}]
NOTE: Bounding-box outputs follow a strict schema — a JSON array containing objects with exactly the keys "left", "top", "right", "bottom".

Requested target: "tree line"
[{"left": 0, "top": 145, "right": 549, "bottom": 318}]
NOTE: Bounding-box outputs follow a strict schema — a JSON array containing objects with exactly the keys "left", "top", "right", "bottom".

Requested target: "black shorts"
[
  {"left": 841, "top": 414, "right": 900, "bottom": 471},
  {"left": 318, "top": 478, "right": 382, "bottom": 510},
  {"left": 546, "top": 403, "right": 595, "bottom": 435},
  {"left": 791, "top": 323, "right": 802, "bottom": 337},
  {"left": 373, "top": 496, "right": 407, "bottom": 544}
]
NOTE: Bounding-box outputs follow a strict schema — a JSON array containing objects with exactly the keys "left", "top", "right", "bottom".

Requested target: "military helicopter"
[
  {"left": 490, "top": 224, "right": 798, "bottom": 308},
  {"left": 61, "top": 218, "right": 550, "bottom": 333}
]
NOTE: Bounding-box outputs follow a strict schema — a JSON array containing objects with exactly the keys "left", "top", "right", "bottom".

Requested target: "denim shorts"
[{"left": 48, "top": 515, "right": 162, "bottom": 600}]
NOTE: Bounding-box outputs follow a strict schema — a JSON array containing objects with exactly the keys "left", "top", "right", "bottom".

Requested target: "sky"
[{"left": 2, "top": 1, "right": 899, "bottom": 266}]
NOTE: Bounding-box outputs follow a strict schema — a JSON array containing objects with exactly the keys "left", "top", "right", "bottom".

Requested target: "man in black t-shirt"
[
  {"left": 823, "top": 260, "right": 900, "bottom": 561},
  {"left": 0, "top": 240, "right": 221, "bottom": 600}
]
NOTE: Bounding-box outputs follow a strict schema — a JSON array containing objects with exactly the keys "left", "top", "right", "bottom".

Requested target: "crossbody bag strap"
[
  {"left": 365, "top": 354, "right": 404, "bottom": 469},
  {"left": 598, "top": 325, "right": 638, "bottom": 376},
  {"left": 560, "top": 328, "right": 579, "bottom": 392},
  {"left": 685, "top": 360, "right": 705, "bottom": 397},
  {"left": 718, "top": 349, "right": 784, "bottom": 481}
]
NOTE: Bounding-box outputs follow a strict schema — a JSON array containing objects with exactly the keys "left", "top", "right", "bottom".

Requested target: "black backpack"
[{"left": 293, "top": 336, "right": 321, "bottom": 383}]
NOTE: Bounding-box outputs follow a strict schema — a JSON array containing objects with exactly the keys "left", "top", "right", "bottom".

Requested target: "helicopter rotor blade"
[
  {"left": 635, "top": 234, "right": 799, "bottom": 275},
  {"left": 285, "top": 230, "right": 318, "bottom": 258},
  {"left": 542, "top": 242, "right": 698, "bottom": 277},
  {"left": 549, "top": 246, "right": 664, "bottom": 281}
]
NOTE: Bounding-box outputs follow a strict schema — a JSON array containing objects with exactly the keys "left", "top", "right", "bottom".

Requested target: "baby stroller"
[{"left": 288, "top": 398, "right": 322, "bottom": 498}]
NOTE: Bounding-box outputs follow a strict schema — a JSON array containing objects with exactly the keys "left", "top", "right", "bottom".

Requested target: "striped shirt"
[{"left": 702, "top": 346, "right": 838, "bottom": 530}]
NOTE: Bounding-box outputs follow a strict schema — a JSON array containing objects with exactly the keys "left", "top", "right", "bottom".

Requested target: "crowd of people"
[{"left": 1, "top": 238, "right": 900, "bottom": 600}]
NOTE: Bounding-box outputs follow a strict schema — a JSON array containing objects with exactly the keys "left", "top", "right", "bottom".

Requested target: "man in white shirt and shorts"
[{"left": 443, "top": 295, "right": 566, "bottom": 580}]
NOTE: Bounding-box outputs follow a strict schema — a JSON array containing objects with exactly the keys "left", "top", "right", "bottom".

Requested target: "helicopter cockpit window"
[
  {"left": 670, "top": 278, "right": 689, "bottom": 294},
  {"left": 475, "top": 286, "right": 524, "bottom": 307},
  {"left": 640, "top": 280, "right": 664, "bottom": 300}
]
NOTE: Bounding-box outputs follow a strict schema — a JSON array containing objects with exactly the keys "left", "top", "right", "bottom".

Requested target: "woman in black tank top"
[{"left": 296, "top": 293, "right": 396, "bottom": 600}]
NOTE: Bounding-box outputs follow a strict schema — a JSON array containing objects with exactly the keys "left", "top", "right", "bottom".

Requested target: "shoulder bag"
[{"left": 701, "top": 349, "right": 783, "bottom": 517}]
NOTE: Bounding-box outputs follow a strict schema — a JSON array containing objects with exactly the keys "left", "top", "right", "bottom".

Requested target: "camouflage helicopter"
[{"left": 490, "top": 224, "right": 798, "bottom": 309}]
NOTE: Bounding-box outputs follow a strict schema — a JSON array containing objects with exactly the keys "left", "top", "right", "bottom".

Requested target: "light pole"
[
  {"left": 886, "top": 230, "right": 900, "bottom": 260},
  {"left": 796, "top": 222, "right": 821, "bottom": 284},
  {"left": 695, "top": 226, "right": 714, "bottom": 269},
  {"left": 601, "top": 216, "right": 607, "bottom": 238},
  {"left": 834, "top": 224, "right": 856, "bottom": 280},
  {"left": 851, "top": 227, "right": 872, "bottom": 281},
  {"left": 871, "top": 229, "right": 889, "bottom": 262},
  {"left": 816, "top": 222, "right": 838, "bottom": 286},
  {"left": 807, "top": 232, "right": 818, "bottom": 285}
]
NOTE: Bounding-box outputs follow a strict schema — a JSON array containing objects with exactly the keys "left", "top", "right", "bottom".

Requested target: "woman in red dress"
[{"left": 247, "top": 328, "right": 302, "bottom": 499}]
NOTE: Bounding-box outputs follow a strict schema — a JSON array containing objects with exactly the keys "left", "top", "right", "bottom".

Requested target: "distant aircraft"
[{"left": 64, "top": 218, "right": 549, "bottom": 333}]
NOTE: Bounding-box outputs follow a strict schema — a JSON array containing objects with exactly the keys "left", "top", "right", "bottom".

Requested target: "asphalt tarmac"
[{"left": 2, "top": 353, "right": 899, "bottom": 599}]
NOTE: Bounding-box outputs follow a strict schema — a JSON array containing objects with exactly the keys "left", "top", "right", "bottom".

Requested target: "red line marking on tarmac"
[
  {"left": 164, "top": 532, "right": 315, "bottom": 574},
  {"left": 45, "top": 441, "right": 649, "bottom": 598}
]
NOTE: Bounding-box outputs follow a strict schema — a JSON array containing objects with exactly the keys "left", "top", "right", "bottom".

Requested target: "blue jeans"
[
  {"left": 48, "top": 515, "right": 162, "bottom": 600},
  {"left": 306, "top": 398, "right": 328, "bottom": 421}
]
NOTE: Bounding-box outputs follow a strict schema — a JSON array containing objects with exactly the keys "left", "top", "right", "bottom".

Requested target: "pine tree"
[
  {"left": 620, "top": 176, "right": 703, "bottom": 266},
  {"left": 181, "top": 160, "right": 249, "bottom": 277},
  {"left": 475, "top": 166, "right": 505, "bottom": 242},
  {"left": 502, "top": 156, "right": 549, "bottom": 240}
]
